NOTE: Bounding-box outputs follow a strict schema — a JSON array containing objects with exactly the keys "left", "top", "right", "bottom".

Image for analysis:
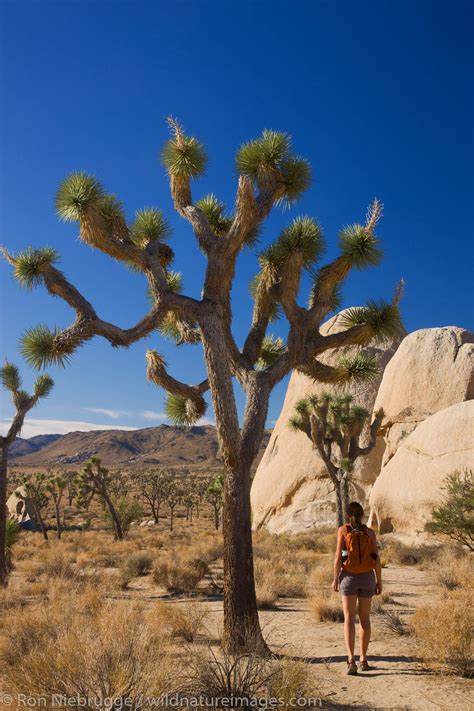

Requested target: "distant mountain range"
[{"left": 9, "top": 425, "right": 271, "bottom": 470}]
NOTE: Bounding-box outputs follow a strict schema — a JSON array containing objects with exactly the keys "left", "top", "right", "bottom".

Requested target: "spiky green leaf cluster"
[
  {"left": 260, "top": 217, "right": 324, "bottom": 273},
  {"left": 288, "top": 415, "right": 305, "bottom": 432},
  {"left": 340, "top": 300, "right": 404, "bottom": 341},
  {"left": 33, "top": 373, "right": 54, "bottom": 398},
  {"left": 235, "top": 130, "right": 311, "bottom": 204},
  {"left": 131, "top": 208, "right": 172, "bottom": 245},
  {"left": 13, "top": 247, "right": 59, "bottom": 289},
  {"left": 164, "top": 393, "right": 207, "bottom": 427},
  {"left": 20, "top": 325, "right": 71, "bottom": 370},
  {"left": 0, "top": 362, "right": 21, "bottom": 392},
  {"left": 99, "top": 194, "right": 126, "bottom": 224},
  {"left": 249, "top": 275, "right": 282, "bottom": 322},
  {"left": 196, "top": 194, "right": 261, "bottom": 246},
  {"left": 256, "top": 336, "right": 285, "bottom": 369},
  {"left": 339, "top": 224, "right": 383, "bottom": 269},
  {"left": 340, "top": 458, "right": 354, "bottom": 473},
  {"left": 55, "top": 172, "right": 105, "bottom": 222},
  {"left": 276, "top": 157, "right": 312, "bottom": 207},
  {"left": 236, "top": 130, "right": 291, "bottom": 176},
  {"left": 337, "top": 353, "right": 379, "bottom": 382},
  {"left": 161, "top": 135, "right": 207, "bottom": 178},
  {"left": 196, "top": 194, "right": 232, "bottom": 237}
]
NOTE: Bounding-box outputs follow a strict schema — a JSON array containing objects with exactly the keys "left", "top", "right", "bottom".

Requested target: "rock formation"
[
  {"left": 250, "top": 309, "right": 404, "bottom": 533},
  {"left": 374, "top": 327, "right": 474, "bottom": 465},
  {"left": 369, "top": 400, "right": 474, "bottom": 534}
]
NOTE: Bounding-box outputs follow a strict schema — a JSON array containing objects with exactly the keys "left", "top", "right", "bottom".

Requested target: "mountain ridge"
[{"left": 10, "top": 424, "right": 271, "bottom": 469}]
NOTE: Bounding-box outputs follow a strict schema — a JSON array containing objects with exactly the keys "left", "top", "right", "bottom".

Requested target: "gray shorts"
[{"left": 339, "top": 570, "right": 376, "bottom": 598}]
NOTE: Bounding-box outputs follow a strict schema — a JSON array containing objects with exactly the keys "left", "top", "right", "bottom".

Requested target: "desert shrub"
[
  {"left": 427, "top": 547, "right": 473, "bottom": 591},
  {"left": 412, "top": 589, "right": 473, "bottom": 677},
  {"left": 155, "top": 599, "right": 208, "bottom": 641},
  {"left": 378, "top": 608, "right": 410, "bottom": 636},
  {"left": 5, "top": 518, "right": 21, "bottom": 571},
  {"left": 0, "top": 584, "right": 177, "bottom": 700},
  {"left": 121, "top": 551, "right": 154, "bottom": 578},
  {"left": 425, "top": 469, "right": 473, "bottom": 550},
  {"left": 103, "top": 497, "right": 143, "bottom": 536},
  {"left": 254, "top": 558, "right": 280, "bottom": 609},
  {"left": 308, "top": 595, "right": 344, "bottom": 622},
  {"left": 152, "top": 551, "right": 208, "bottom": 594}
]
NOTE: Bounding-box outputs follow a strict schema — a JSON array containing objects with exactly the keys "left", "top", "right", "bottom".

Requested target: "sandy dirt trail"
[{"left": 188, "top": 565, "right": 473, "bottom": 711}]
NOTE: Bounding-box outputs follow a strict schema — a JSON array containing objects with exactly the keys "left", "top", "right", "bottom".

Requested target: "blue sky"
[{"left": 1, "top": 0, "right": 473, "bottom": 437}]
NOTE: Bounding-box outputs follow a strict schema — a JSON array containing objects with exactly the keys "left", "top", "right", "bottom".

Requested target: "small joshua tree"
[
  {"left": 46, "top": 473, "right": 67, "bottom": 539},
  {"left": 165, "top": 477, "right": 184, "bottom": 532},
  {"left": 0, "top": 363, "right": 53, "bottom": 584},
  {"left": 77, "top": 457, "right": 124, "bottom": 540},
  {"left": 425, "top": 469, "right": 473, "bottom": 551},
  {"left": 134, "top": 468, "right": 171, "bottom": 524},
  {"left": 2, "top": 121, "right": 403, "bottom": 651},
  {"left": 206, "top": 471, "right": 224, "bottom": 530},
  {"left": 290, "top": 393, "right": 383, "bottom": 526},
  {"left": 20, "top": 472, "right": 50, "bottom": 540}
]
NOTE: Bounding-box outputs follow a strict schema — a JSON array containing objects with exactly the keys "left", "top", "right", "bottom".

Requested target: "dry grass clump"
[
  {"left": 152, "top": 550, "right": 209, "bottom": 594},
  {"left": 254, "top": 558, "right": 280, "bottom": 609},
  {"left": 378, "top": 608, "right": 410, "bottom": 636},
  {"left": 184, "top": 643, "right": 312, "bottom": 705},
  {"left": 381, "top": 538, "right": 438, "bottom": 566},
  {"left": 427, "top": 548, "right": 473, "bottom": 590},
  {"left": 0, "top": 583, "right": 178, "bottom": 700},
  {"left": 154, "top": 599, "right": 209, "bottom": 641},
  {"left": 305, "top": 556, "right": 334, "bottom": 592},
  {"left": 0, "top": 589, "right": 26, "bottom": 612},
  {"left": 308, "top": 594, "right": 344, "bottom": 622},
  {"left": 412, "top": 589, "right": 473, "bottom": 678}
]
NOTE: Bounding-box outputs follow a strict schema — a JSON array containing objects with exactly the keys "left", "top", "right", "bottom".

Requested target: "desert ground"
[{"left": 1, "top": 498, "right": 472, "bottom": 711}]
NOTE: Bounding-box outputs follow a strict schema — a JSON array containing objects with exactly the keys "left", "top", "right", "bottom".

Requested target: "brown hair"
[{"left": 347, "top": 501, "right": 364, "bottom": 528}]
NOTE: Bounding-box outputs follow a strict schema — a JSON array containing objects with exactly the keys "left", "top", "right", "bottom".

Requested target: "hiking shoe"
[
  {"left": 347, "top": 659, "right": 358, "bottom": 675},
  {"left": 359, "top": 660, "right": 370, "bottom": 672}
]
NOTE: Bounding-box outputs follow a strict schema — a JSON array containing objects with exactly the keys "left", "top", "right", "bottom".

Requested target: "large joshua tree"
[
  {"left": 289, "top": 393, "right": 384, "bottom": 526},
  {"left": 1, "top": 120, "right": 402, "bottom": 651},
  {"left": 0, "top": 362, "right": 54, "bottom": 584}
]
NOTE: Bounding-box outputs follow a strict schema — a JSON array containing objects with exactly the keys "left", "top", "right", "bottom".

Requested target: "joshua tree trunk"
[
  {"left": 341, "top": 474, "right": 350, "bottom": 524},
  {"left": 335, "top": 485, "right": 344, "bottom": 528},
  {"left": 0, "top": 445, "right": 8, "bottom": 587},
  {"left": 213, "top": 505, "right": 220, "bottom": 530},
  {"left": 102, "top": 491, "right": 123, "bottom": 540},
  {"left": 52, "top": 498, "right": 62, "bottom": 539}
]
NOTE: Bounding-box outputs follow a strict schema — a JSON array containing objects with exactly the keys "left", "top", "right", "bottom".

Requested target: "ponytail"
[{"left": 347, "top": 501, "right": 364, "bottom": 528}]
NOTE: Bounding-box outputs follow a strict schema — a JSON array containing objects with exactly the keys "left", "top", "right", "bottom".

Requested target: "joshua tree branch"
[
  {"left": 242, "top": 282, "right": 279, "bottom": 364},
  {"left": 146, "top": 349, "right": 209, "bottom": 405},
  {"left": 350, "top": 408, "right": 383, "bottom": 459}
]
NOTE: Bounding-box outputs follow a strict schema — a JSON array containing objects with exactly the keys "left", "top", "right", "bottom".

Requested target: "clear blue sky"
[{"left": 1, "top": 0, "right": 473, "bottom": 437}]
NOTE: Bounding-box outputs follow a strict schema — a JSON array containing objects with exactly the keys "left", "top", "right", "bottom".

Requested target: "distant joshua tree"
[
  {"left": 0, "top": 363, "right": 53, "bottom": 584},
  {"left": 1, "top": 120, "right": 403, "bottom": 651},
  {"left": 290, "top": 393, "right": 383, "bottom": 526},
  {"left": 77, "top": 458, "right": 124, "bottom": 540},
  {"left": 206, "top": 471, "right": 224, "bottom": 530}
]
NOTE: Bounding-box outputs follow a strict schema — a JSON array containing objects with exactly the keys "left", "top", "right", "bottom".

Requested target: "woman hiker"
[{"left": 332, "top": 501, "right": 382, "bottom": 675}]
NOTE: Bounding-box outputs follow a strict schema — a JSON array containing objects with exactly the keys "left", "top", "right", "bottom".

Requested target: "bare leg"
[
  {"left": 358, "top": 596, "right": 372, "bottom": 661},
  {"left": 342, "top": 595, "right": 357, "bottom": 661}
]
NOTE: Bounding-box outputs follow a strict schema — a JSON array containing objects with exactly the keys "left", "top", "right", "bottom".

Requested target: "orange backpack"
[{"left": 342, "top": 524, "right": 376, "bottom": 574}]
